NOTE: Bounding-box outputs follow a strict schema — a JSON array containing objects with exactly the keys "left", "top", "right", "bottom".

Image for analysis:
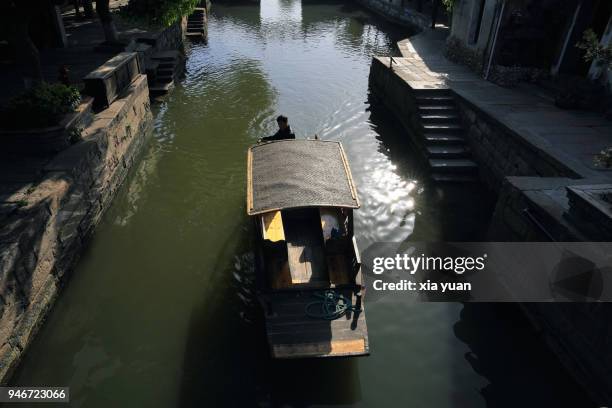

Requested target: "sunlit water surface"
[{"left": 12, "top": 1, "right": 591, "bottom": 407}]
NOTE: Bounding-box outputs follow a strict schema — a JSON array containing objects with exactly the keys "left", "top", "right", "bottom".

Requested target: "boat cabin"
[{"left": 247, "top": 139, "right": 369, "bottom": 359}]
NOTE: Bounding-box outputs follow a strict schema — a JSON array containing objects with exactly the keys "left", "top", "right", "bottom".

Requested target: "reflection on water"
[{"left": 11, "top": 1, "right": 592, "bottom": 407}]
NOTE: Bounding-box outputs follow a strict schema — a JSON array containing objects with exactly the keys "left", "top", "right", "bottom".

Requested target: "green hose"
[{"left": 305, "top": 290, "right": 361, "bottom": 320}]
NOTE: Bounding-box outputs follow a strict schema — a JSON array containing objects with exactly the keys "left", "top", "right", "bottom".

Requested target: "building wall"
[
  {"left": 446, "top": 0, "right": 500, "bottom": 73},
  {"left": 450, "top": 0, "right": 498, "bottom": 53}
]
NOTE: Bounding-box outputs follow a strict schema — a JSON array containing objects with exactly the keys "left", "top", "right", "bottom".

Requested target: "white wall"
[{"left": 451, "top": 0, "right": 500, "bottom": 52}]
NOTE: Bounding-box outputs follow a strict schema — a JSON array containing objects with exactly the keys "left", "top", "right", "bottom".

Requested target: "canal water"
[{"left": 12, "top": 1, "right": 592, "bottom": 407}]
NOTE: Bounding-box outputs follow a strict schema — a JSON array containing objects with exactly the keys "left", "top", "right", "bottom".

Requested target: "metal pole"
[{"left": 485, "top": 0, "right": 506, "bottom": 80}]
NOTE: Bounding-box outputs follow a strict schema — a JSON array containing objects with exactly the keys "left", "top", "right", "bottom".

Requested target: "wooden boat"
[{"left": 247, "top": 139, "right": 369, "bottom": 359}]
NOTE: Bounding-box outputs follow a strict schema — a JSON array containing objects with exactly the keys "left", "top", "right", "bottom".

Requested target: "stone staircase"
[
  {"left": 186, "top": 7, "right": 207, "bottom": 40},
  {"left": 148, "top": 51, "right": 185, "bottom": 97},
  {"left": 415, "top": 89, "right": 478, "bottom": 183}
]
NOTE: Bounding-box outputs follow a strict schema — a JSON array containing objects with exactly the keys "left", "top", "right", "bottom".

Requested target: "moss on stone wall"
[{"left": 444, "top": 35, "right": 485, "bottom": 75}]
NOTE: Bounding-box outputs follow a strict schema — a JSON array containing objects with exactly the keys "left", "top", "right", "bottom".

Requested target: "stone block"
[
  {"left": 9, "top": 276, "right": 57, "bottom": 352},
  {"left": 84, "top": 52, "right": 142, "bottom": 109},
  {"left": 463, "top": 106, "right": 477, "bottom": 123},
  {"left": 0, "top": 343, "right": 19, "bottom": 384},
  {"left": 0, "top": 242, "right": 20, "bottom": 282}
]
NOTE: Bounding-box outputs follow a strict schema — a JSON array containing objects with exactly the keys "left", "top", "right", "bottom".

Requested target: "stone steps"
[
  {"left": 156, "top": 75, "right": 173, "bottom": 84},
  {"left": 426, "top": 145, "right": 469, "bottom": 158},
  {"left": 414, "top": 89, "right": 480, "bottom": 183},
  {"left": 416, "top": 95, "right": 455, "bottom": 104},
  {"left": 418, "top": 105, "right": 457, "bottom": 115},
  {"left": 423, "top": 123, "right": 463, "bottom": 133},
  {"left": 186, "top": 7, "right": 207, "bottom": 40},
  {"left": 418, "top": 104, "right": 456, "bottom": 110},
  {"left": 149, "top": 80, "right": 174, "bottom": 97},
  {"left": 158, "top": 62, "right": 175, "bottom": 69},
  {"left": 149, "top": 51, "right": 183, "bottom": 96},
  {"left": 424, "top": 133, "right": 465, "bottom": 144},
  {"left": 431, "top": 173, "right": 479, "bottom": 183},
  {"left": 157, "top": 68, "right": 174, "bottom": 77},
  {"left": 151, "top": 51, "right": 182, "bottom": 62},
  {"left": 420, "top": 113, "right": 460, "bottom": 124},
  {"left": 429, "top": 158, "right": 478, "bottom": 173}
]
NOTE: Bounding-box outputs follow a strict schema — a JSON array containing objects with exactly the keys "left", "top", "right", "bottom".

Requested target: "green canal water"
[{"left": 12, "top": 1, "right": 593, "bottom": 407}]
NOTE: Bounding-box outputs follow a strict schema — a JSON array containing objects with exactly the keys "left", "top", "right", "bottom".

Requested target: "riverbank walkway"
[{"left": 375, "top": 28, "right": 612, "bottom": 181}]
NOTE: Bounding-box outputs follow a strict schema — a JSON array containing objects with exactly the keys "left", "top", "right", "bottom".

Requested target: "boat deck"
[
  {"left": 285, "top": 212, "right": 329, "bottom": 286},
  {"left": 264, "top": 288, "right": 369, "bottom": 358}
]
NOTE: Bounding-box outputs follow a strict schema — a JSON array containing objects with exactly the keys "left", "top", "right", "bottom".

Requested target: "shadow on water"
[
  {"left": 178, "top": 221, "right": 260, "bottom": 407},
  {"left": 453, "top": 303, "right": 595, "bottom": 408},
  {"left": 264, "top": 358, "right": 362, "bottom": 407},
  {"left": 178, "top": 224, "right": 361, "bottom": 408}
]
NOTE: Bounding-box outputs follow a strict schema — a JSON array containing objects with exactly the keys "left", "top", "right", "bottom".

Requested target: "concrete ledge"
[{"left": 84, "top": 52, "right": 142, "bottom": 109}]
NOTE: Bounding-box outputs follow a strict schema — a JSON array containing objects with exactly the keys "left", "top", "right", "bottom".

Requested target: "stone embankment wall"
[
  {"left": 455, "top": 97, "right": 581, "bottom": 193},
  {"left": 370, "top": 53, "right": 612, "bottom": 404},
  {"left": 0, "top": 75, "right": 152, "bottom": 383},
  {"left": 356, "top": 0, "right": 429, "bottom": 30},
  {"left": 369, "top": 58, "right": 422, "bottom": 138},
  {"left": 369, "top": 57, "right": 579, "bottom": 192}
]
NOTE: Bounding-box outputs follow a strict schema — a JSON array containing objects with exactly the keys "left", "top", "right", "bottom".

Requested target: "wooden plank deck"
[
  {"left": 265, "top": 289, "right": 369, "bottom": 358},
  {"left": 284, "top": 213, "right": 329, "bottom": 287}
]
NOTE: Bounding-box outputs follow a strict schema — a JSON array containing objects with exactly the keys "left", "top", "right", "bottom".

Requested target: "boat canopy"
[{"left": 247, "top": 139, "right": 360, "bottom": 215}]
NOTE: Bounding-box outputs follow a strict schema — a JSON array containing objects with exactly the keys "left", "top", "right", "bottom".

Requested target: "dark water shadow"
[
  {"left": 178, "top": 222, "right": 361, "bottom": 407},
  {"left": 453, "top": 303, "right": 595, "bottom": 408}
]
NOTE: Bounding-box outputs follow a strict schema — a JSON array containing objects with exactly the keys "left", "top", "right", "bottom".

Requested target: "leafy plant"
[
  {"left": 441, "top": 0, "right": 455, "bottom": 12},
  {"left": 594, "top": 147, "right": 612, "bottom": 169},
  {"left": 123, "top": 0, "right": 200, "bottom": 27},
  {"left": 1, "top": 83, "right": 81, "bottom": 130},
  {"left": 576, "top": 29, "right": 612, "bottom": 70}
]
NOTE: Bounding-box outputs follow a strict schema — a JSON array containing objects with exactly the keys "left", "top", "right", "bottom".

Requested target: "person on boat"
[{"left": 260, "top": 115, "right": 296, "bottom": 142}]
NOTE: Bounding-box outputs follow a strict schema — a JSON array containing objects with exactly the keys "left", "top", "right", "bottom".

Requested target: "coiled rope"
[{"left": 305, "top": 290, "right": 361, "bottom": 320}]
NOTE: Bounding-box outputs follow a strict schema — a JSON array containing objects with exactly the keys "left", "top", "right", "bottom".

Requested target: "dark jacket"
[{"left": 261, "top": 126, "right": 296, "bottom": 142}]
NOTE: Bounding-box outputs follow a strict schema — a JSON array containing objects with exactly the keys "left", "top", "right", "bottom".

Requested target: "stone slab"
[{"left": 84, "top": 52, "right": 142, "bottom": 109}]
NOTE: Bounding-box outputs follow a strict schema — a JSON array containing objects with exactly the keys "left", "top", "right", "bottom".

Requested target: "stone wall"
[
  {"left": 449, "top": 0, "right": 499, "bottom": 56},
  {"left": 521, "top": 302, "right": 612, "bottom": 405},
  {"left": 369, "top": 57, "right": 423, "bottom": 142},
  {"left": 488, "top": 177, "right": 612, "bottom": 404},
  {"left": 369, "top": 56, "right": 580, "bottom": 192},
  {"left": 369, "top": 51, "right": 612, "bottom": 406},
  {"left": 487, "top": 177, "right": 587, "bottom": 241},
  {"left": 455, "top": 96, "right": 581, "bottom": 193},
  {"left": 153, "top": 18, "right": 187, "bottom": 53},
  {"left": 356, "top": 0, "right": 430, "bottom": 31},
  {"left": 444, "top": 35, "right": 485, "bottom": 74},
  {"left": 0, "top": 74, "right": 152, "bottom": 383}
]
